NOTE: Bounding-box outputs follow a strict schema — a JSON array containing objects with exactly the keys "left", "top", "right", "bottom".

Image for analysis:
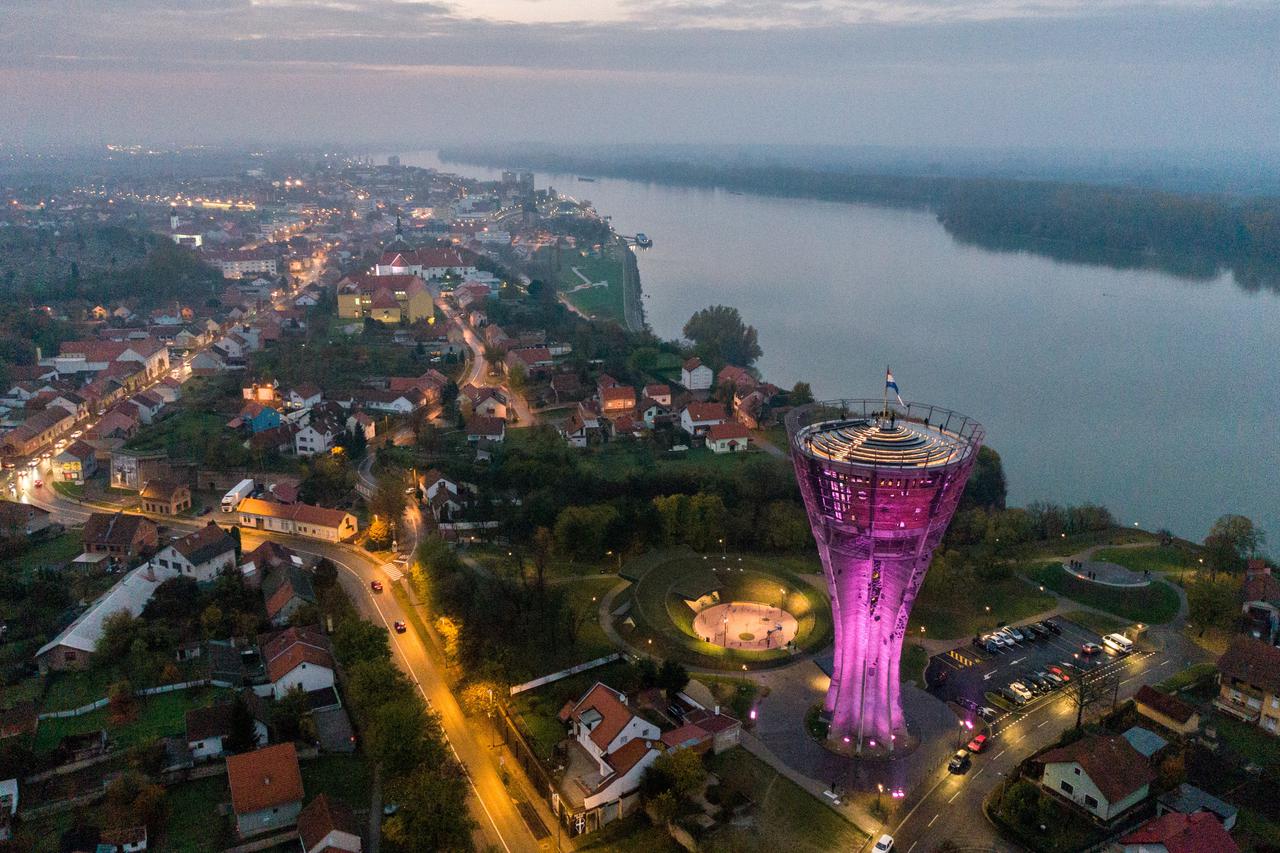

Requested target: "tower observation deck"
[{"left": 787, "top": 400, "right": 984, "bottom": 754}]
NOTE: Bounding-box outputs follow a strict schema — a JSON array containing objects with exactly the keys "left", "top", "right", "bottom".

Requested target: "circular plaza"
[{"left": 693, "top": 601, "right": 799, "bottom": 651}]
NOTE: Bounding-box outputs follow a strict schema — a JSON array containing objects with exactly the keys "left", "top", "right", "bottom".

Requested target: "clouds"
[{"left": 0, "top": 0, "right": 1276, "bottom": 150}]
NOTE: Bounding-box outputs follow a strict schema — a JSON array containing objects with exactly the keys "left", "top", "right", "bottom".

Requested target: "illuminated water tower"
[{"left": 787, "top": 399, "right": 983, "bottom": 754}]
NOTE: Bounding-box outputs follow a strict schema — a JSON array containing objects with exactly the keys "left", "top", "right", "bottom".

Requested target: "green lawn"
[
  {"left": 124, "top": 409, "right": 229, "bottom": 453},
  {"left": 52, "top": 480, "right": 84, "bottom": 499},
  {"left": 1210, "top": 712, "right": 1280, "bottom": 771},
  {"left": 705, "top": 747, "right": 869, "bottom": 852},
  {"left": 1094, "top": 544, "right": 1197, "bottom": 575},
  {"left": 623, "top": 551, "right": 832, "bottom": 670},
  {"left": 163, "top": 774, "right": 232, "bottom": 852},
  {"left": 555, "top": 248, "right": 626, "bottom": 322},
  {"left": 575, "top": 814, "right": 683, "bottom": 853},
  {"left": 908, "top": 574, "right": 1056, "bottom": 640},
  {"left": 1157, "top": 663, "right": 1218, "bottom": 696},
  {"left": 900, "top": 643, "right": 928, "bottom": 687},
  {"left": 34, "top": 687, "right": 228, "bottom": 753},
  {"left": 1060, "top": 609, "right": 1129, "bottom": 637},
  {"left": 41, "top": 667, "right": 118, "bottom": 712},
  {"left": 1025, "top": 562, "right": 1182, "bottom": 624},
  {"left": 508, "top": 660, "right": 637, "bottom": 760},
  {"left": 301, "top": 753, "right": 374, "bottom": 805},
  {"left": 0, "top": 531, "right": 82, "bottom": 577}
]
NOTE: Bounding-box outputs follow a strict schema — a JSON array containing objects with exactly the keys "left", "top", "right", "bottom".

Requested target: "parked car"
[
  {"left": 873, "top": 835, "right": 895, "bottom": 853},
  {"left": 1026, "top": 673, "right": 1052, "bottom": 691},
  {"left": 967, "top": 733, "right": 989, "bottom": 752},
  {"left": 1027, "top": 623, "right": 1050, "bottom": 639},
  {"left": 1048, "top": 665, "right": 1072, "bottom": 682},
  {"left": 1081, "top": 642, "right": 1103, "bottom": 655},
  {"left": 948, "top": 749, "right": 971, "bottom": 773},
  {"left": 393, "top": 620, "right": 407, "bottom": 633},
  {"left": 1040, "top": 670, "right": 1064, "bottom": 687},
  {"left": 984, "top": 638, "right": 1001, "bottom": 653},
  {"left": 370, "top": 580, "right": 384, "bottom": 593},
  {"left": 1042, "top": 619, "right": 1063, "bottom": 635},
  {"left": 958, "top": 697, "right": 979, "bottom": 712},
  {"left": 1022, "top": 677, "right": 1047, "bottom": 695},
  {"left": 1000, "top": 687, "right": 1027, "bottom": 706},
  {"left": 1009, "top": 682, "right": 1034, "bottom": 701},
  {"left": 1006, "top": 627, "right": 1026, "bottom": 643},
  {"left": 993, "top": 630, "right": 1016, "bottom": 646}
]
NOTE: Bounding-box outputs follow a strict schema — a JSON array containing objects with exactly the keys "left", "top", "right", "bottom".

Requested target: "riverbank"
[{"left": 550, "top": 233, "right": 645, "bottom": 332}]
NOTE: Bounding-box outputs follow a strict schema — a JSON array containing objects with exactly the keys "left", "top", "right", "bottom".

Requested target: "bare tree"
[{"left": 1067, "top": 664, "right": 1116, "bottom": 731}]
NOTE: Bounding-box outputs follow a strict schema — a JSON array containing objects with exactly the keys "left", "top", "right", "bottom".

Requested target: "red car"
[
  {"left": 370, "top": 580, "right": 384, "bottom": 593},
  {"left": 1048, "top": 665, "right": 1071, "bottom": 682},
  {"left": 393, "top": 620, "right": 407, "bottom": 633},
  {"left": 967, "top": 733, "right": 989, "bottom": 753},
  {"left": 33, "top": 479, "right": 42, "bottom": 488}
]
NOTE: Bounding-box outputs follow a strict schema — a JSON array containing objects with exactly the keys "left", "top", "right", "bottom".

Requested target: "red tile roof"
[
  {"left": 603, "top": 737, "right": 660, "bottom": 781},
  {"left": 683, "top": 402, "right": 726, "bottom": 422},
  {"left": 1039, "top": 734, "right": 1155, "bottom": 803},
  {"left": 1120, "top": 811, "right": 1239, "bottom": 853},
  {"left": 571, "top": 683, "right": 635, "bottom": 752},
  {"left": 297, "top": 794, "right": 360, "bottom": 853},
  {"left": 1218, "top": 636, "right": 1280, "bottom": 694},
  {"left": 707, "top": 422, "right": 750, "bottom": 442},
  {"left": 227, "top": 743, "right": 304, "bottom": 815},
  {"left": 266, "top": 641, "right": 335, "bottom": 683},
  {"left": 1134, "top": 685, "right": 1197, "bottom": 725}
]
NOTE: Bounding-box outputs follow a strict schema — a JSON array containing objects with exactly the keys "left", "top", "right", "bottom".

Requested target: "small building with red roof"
[
  {"left": 1037, "top": 733, "right": 1155, "bottom": 821},
  {"left": 1121, "top": 810, "right": 1239, "bottom": 853},
  {"left": 227, "top": 743, "right": 304, "bottom": 837}
]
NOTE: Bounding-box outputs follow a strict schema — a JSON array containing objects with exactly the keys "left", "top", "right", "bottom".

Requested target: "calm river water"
[{"left": 399, "top": 150, "right": 1279, "bottom": 543}]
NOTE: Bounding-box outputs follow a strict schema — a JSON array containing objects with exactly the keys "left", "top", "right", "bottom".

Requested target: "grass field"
[
  {"left": 301, "top": 753, "right": 373, "bottom": 805},
  {"left": 908, "top": 574, "right": 1056, "bottom": 640},
  {"left": 1060, "top": 609, "right": 1129, "bottom": 637},
  {"left": 0, "top": 531, "right": 81, "bottom": 578},
  {"left": 35, "top": 687, "right": 229, "bottom": 753},
  {"left": 557, "top": 249, "right": 626, "bottom": 322},
  {"left": 623, "top": 551, "right": 832, "bottom": 670},
  {"left": 579, "top": 441, "right": 764, "bottom": 482},
  {"left": 576, "top": 815, "right": 683, "bottom": 853},
  {"left": 705, "top": 747, "right": 869, "bottom": 852},
  {"left": 1094, "top": 544, "right": 1196, "bottom": 575},
  {"left": 509, "top": 660, "right": 637, "bottom": 760},
  {"left": 1025, "top": 562, "right": 1182, "bottom": 624},
  {"left": 163, "top": 774, "right": 232, "bottom": 851}
]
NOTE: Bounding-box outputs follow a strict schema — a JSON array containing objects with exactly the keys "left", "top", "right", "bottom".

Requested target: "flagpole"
[{"left": 884, "top": 365, "right": 890, "bottom": 418}]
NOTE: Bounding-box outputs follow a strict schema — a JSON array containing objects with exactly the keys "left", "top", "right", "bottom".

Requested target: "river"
[{"left": 394, "top": 150, "right": 1279, "bottom": 544}]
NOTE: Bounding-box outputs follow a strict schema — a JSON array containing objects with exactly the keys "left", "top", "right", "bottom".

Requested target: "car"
[
  {"left": 27, "top": 460, "right": 39, "bottom": 470},
  {"left": 1009, "top": 682, "right": 1034, "bottom": 701},
  {"left": 393, "top": 620, "right": 407, "bottom": 633},
  {"left": 978, "top": 705, "right": 998, "bottom": 720},
  {"left": 382, "top": 803, "right": 400, "bottom": 817},
  {"left": 1021, "top": 677, "right": 1047, "bottom": 695},
  {"left": 1048, "top": 665, "right": 1071, "bottom": 682},
  {"left": 1040, "top": 670, "right": 1064, "bottom": 687},
  {"left": 948, "top": 749, "right": 971, "bottom": 773},
  {"left": 967, "top": 733, "right": 989, "bottom": 752},
  {"left": 1103, "top": 633, "right": 1134, "bottom": 654},
  {"left": 998, "top": 686, "right": 1026, "bottom": 705},
  {"left": 1081, "top": 642, "right": 1103, "bottom": 655},
  {"left": 1042, "top": 619, "right": 1063, "bottom": 635},
  {"left": 991, "top": 630, "right": 1014, "bottom": 647},
  {"left": 33, "top": 479, "right": 42, "bottom": 488},
  {"left": 1027, "top": 623, "right": 1050, "bottom": 639},
  {"left": 370, "top": 580, "right": 384, "bottom": 593},
  {"left": 1002, "top": 626, "right": 1023, "bottom": 643},
  {"left": 873, "top": 835, "right": 895, "bottom": 853},
  {"left": 70, "top": 430, "right": 82, "bottom": 439},
  {"left": 958, "top": 697, "right": 978, "bottom": 712},
  {"left": 1027, "top": 673, "right": 1052, "bottom": 691}
]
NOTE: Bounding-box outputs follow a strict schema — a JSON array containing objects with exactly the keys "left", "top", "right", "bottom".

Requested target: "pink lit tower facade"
[{"left": 787, "top": 400, "right": 983, "bottom": 754}]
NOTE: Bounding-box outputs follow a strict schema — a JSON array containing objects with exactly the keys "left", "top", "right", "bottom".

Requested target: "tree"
[
  {"left": 434, "top": 615, "right": 461, "bottom": 665},
  {"left": 366, "top": 516, "right": 393, "bottom": 550},
  {"left": 102, "top": 771, "right": 167, "bottom": 830},
  {"left": 366, "top": 699, "right": 446, "bottom": 779},
  {"left": 271, "top": 686, "right": 316, "bottom": 743},
  {"left": 1204, "top": 515, "right": 1264, "bottom": 576},
  {"left": 1186, "top": 574, "right": 1241, "bottom": 636},
  {"left": 552, "top": 505, "right": 618, "bottom": 561},
  {"left": 1066, "top": 666, "right": 1111, "bottom": 732},
  {"left": 683, "top": 305, "right": 763, "bottom": 368},
  {"left": 107, "top": 679, "right": 135, "bottom": 723},
  {"left": 96, "top": 611, "right": 143, "bottom": 667},
  {"left": 651, "top": 790, "right": 679, "bottom": 824},
  {"left": 658, "top": 659, "right": 689, "bottom": 699},
  {"left": 790, "top": 381, "right": 814, "bottom": 406},
  {"left": 332, "top": 618, "right": 391, "bottom": 666},
  {"left": 960, "top": 446, "right": 1007, "bottom": 511},
  {"left": 383, "top": 764, "right": 477, "bottom": 852},
  {"left": 225, "top": 694, "right": 261, "bottom": 754},
  {"left": 530, "top": 526, "right": 554, "bottom": 590},
  {"left": 643, "top": 748, "right": 707, "bottom": 801}
]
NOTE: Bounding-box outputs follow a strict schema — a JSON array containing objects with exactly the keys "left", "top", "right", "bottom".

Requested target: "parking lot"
[{"left": 926, "top": 616, "right": 1150, "bottom": 731}]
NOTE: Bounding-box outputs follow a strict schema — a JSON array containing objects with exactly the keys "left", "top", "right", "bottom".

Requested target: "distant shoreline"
[{"left": 440, "top": 147, "right": 1280, "bottom": 295}]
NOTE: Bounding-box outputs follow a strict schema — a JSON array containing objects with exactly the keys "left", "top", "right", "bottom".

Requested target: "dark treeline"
[{"left": 440, "top": 146, "right": 1280, "bottom": 292}]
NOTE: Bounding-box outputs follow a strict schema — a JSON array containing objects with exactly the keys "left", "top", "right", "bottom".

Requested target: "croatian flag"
[{"left": 886, "top": 368, "right": 905, "bottom": 406}]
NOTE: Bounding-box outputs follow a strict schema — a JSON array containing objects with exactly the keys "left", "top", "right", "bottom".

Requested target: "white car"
[
  {"left": 1103, "top": 633, "right": 1134, "bottom": 654},
  {"left": 873, "top": 835, "right": 895, "bottom": 853},
  {"left": 1009, "top": 682, "right": 1034, "bottom": 701}
]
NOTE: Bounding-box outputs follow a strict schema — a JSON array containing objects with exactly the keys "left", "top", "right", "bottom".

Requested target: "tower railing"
[{"left": 785, "top": 399, "right": 985, "bottom": 470}]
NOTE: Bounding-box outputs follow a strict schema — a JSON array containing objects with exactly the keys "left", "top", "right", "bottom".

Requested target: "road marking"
[
  {"left": 984, "top": 671, "right": 998, "bottom": 681},
  {"left": 994, "top": 750, "right": 1006, "bottom": 759},
  {"left": 927, "top": 813, "right": 940, "bottom": 827},
  {"left": 907, "top": 844, "right": 918, "bottom": 853},
  {"left": 972, "top": 767, "right": 985, "bottom": 780},
  {"left": 947, "top": 788, "right": 962, "bottom": 804},
  {"left": 1120, "top": 676, "right": 1135, "bottom": 685},
  {"left": 1036, "top": 719, "right": 1050, "bottom": 728},
  {"left": 1158, "top": 659, "right": 1172, "bottom": 667},
  {"left": 1011, "top": 656, "right": 1027, "bottom": 665}
]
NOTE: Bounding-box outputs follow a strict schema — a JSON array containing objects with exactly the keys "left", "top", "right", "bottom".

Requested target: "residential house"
[
  {"left": 642, "top": 384, "right": 671, "bottom": 407},
  {"left": 550, "top": 373, "right": 584, "bottom": 403},
  {"left": 231, "top": 402, "right": 282, "bottom": 434},
  {"left": 716, "top": 365, "right": 756, "bottom": 393},
  {"left": 0, "top": 500, "right": 53, "bottom": 540},
  {"left": 680, "top": 402, "right": 727, "bottom": 437},
  {"left": 236, "top": 497, "right": 358, "bottom": 543},
  {"left": 680, "top": 357, "right": 713, "bottom": 392},
  {"left": 1215, "top": 636, "right": 1280, "bottom": 735},
  {"left": 460, "top": 385, "right": 508, "bottom": 420},
  {"left": 505, "top": 347, "right": 554, "bottom": 379},
  {"left": 35, "top": 562, "right": 178, "bottom": 672},
  {"left": 286, "top": 383, "right": 323, "bottom": 411},
  {"left": 1241, "top": 560, "right": 1280, "bottom": 645},
  {"left": 374, "top": 246, "right": 478, "bottom": 280},
  {"left": 150, "top": 523, "right": 238, "bottom": 583},
  {"left": 250, "top": 423, "right": 299, "bottom": 455},
  {"left": 357, "top": 388, "right": 423, "bottom": 415},
  {"left": 86, "top": 407, "right": 140, "bottom": 442},
  {"left": 638, "top": 398, "right": 671, "bottom": 429},
  {"left": 260, "top": 626, "right": 336, "bottom": 699},
  {"left": 465, "top": 415, "right": 506, "bottom": 444},
  {"left": 0, "top": 776, "right": 17, "bottom": 842},
  {"left": 420, "top": 469, "right": 459, "bottom": 502},
  {"left": 99, "top": 826, "right": 148, "bottom": 852},
  {"left": 227, "top": 743, "right": 304, "bottom": 837},
  {"left": 1134, "top": 685, "right": 1201, "bottom": 737},
  {"left": 46, "top": 339, "right": 169, "bottom": 380},
  {"left": 0, "top": 405, "right": 75, "bottom": 457},
  {"left": 239, "top": 540, "right": 303, "bottom": 589},
  {"left": 186, "top": 700, "right": 268, "bottom": 762},
  {"left": 336, "top": 273, "right": 433, "bottom": 322},
  {"left": 1038, "top": 733, "right": 1155, "bottom": 822},
  {"left": 1120, "top": 811, "right": 1239, "bottom": 853},
  {"left": 599, "top": 384, "right": 636, "bottom": 414},
  {"left": 54, "top": 440, "right": 98, "bottom": 484},
  {"left": 1156, "top": 783, "right": 1239, "bottom": 831},
  {"left": 139, "top": 480, "right": 192, "bottom": 515},
  {"left": 706, "top": 422, "right": 751, "bottom": 454},
  {"left": 295, "top": 411, "right": 345, "bottom": 457},
  {"left": 297, "top": 795, "right": 362, "bottom": 853},
  {"left": 263, "top": 564, "right": 317, "bottom": 627},
  {"left": 82, "top": 511, "right": 158, "bottom": 559},
  {"left": 124, "top": 391, "right": 165, "bottom": 425},
  {"left": 243, "top": 382, "right": 280, "bottom": 404}
]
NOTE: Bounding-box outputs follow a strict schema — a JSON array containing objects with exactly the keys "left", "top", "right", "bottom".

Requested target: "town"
[{"left": 0, "top": 148, "right": 1275, "bottom": 853}]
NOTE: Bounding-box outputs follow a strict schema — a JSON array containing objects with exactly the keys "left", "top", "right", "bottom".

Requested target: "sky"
[{"left": 1, "top": 0, "right": 1278, "bottom": 152}]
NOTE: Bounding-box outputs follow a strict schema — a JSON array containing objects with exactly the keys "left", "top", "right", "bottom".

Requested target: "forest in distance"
[{"left": 439, "top": 146, "right": 1280, "bottom": 293}]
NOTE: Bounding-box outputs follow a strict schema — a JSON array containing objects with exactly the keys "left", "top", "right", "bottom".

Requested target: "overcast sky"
[{"left": 2, "top": 0, "right": 1277, "bottom": 152}]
